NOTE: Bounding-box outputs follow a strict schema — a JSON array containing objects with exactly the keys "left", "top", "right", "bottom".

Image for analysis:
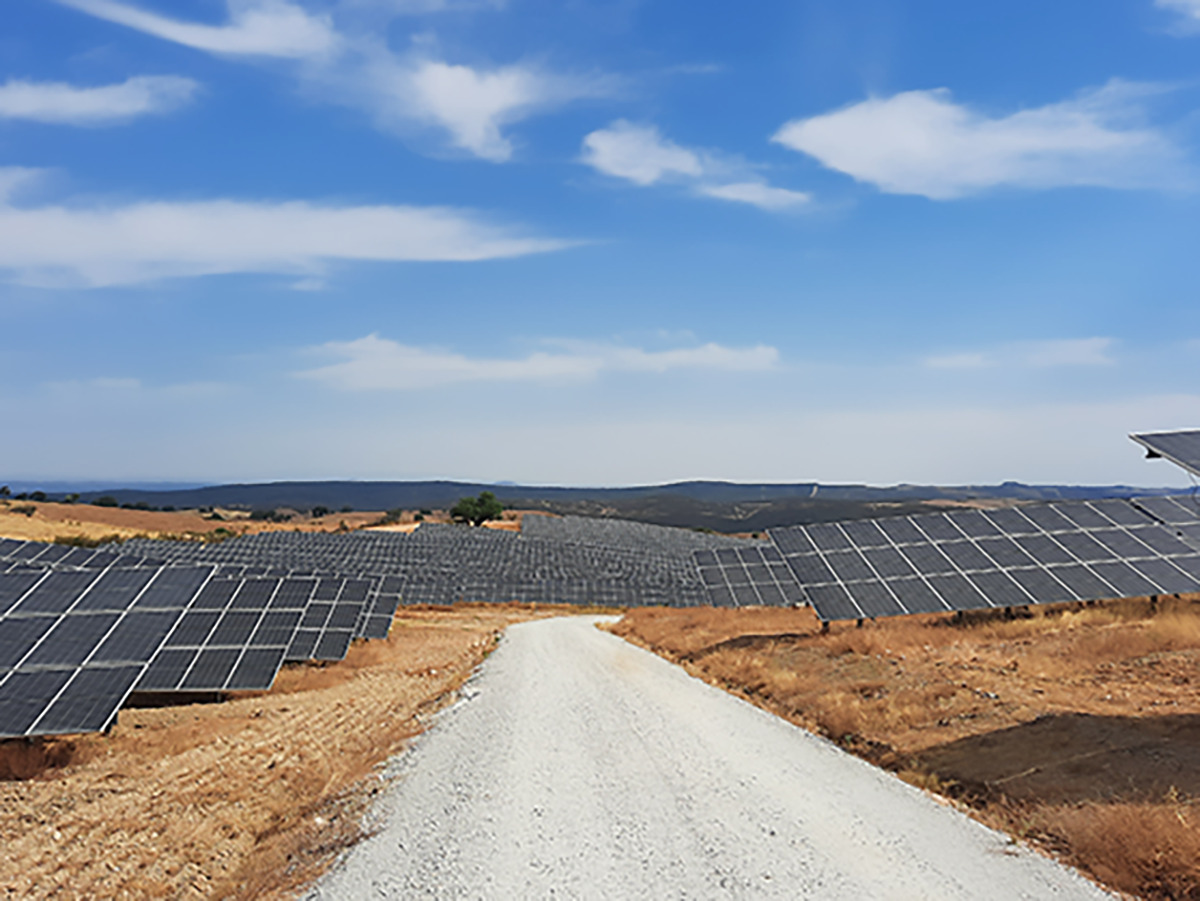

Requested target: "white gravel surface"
[{"left": 309, "top": 616, "right": 1110, "bottom": 899}]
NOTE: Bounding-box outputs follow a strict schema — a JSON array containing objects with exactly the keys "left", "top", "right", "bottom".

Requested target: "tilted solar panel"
[{"left": 1131, "top": 430, "right": 1200, "bottom": 478}]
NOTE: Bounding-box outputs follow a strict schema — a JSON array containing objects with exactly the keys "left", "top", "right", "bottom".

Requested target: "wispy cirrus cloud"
[
  {"left": 53, "top": 0, "right": 340, "bottom": 58},
  {"left": 773, "top": 81, "right": 1186, "bottom": 199},
  {"left": 0, "top": 75, "right": 198, "bottom": 125},
  {"left": 297, "top": 333, "right": 779, "bottom": 390},
  {"left": 55, "top": 0, "right": 612, "bottom": 161},
  {"left": 0, "top": 167, "right": 576, "bottom": 287},
  {"left": 924, "top": 337, "right": 1116, "bottom": 370},
  {"left": 581, "top": 120, "right": 810, "bottom": 211}
]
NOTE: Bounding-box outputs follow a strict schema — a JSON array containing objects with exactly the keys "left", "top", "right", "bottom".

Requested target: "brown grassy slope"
[
  {"left": 611, "top": 601, "right": 1200, "bottom": 900},
  {"left": 0, "top": 607, "right": 550, "bottom": 901},
  {"left": 0, "top": 500, "right": 399, "bottom": 543}
]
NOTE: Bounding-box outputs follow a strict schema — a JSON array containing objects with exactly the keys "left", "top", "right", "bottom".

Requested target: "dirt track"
[{"left": 310, "top": 617, "right": 1108, "bottom": 899}]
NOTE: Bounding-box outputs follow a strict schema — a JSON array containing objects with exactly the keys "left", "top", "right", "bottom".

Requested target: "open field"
[
  {"left": 0, "top": 606, "right": 567, "bottom": 900},
  {"left": 0, "top": 500, "right": 398, "bottom": 544},
  {"left": 0, "top": 500, "right": 536, "bottom": 545},
  {"left": 611, "top": 601, "right": 1200, "bottom": 899}
]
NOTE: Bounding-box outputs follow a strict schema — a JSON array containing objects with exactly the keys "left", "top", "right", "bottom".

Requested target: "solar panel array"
[
  {"left": 0, "top": 536, "right": 406, "bottom": 737},
  {"left": 522, "top": 514, "right": 761, "bottom": 554},
  {"left": 771, "top": 499, "right": 1200, "bottom": 622},
  {"left": 1131, "top": 430, "right": 1200, "bottom": 478},
  {"left": 10, "top": 486, "right": 1200, "bottom": 736},
  {"left": 120, "top": 524, "right": 714, "bottom": 608}
]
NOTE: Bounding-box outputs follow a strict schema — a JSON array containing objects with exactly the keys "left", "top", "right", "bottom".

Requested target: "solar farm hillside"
[
  {"left": 4, "top": 431, "right": 1200, "bottom": 898},
  {"left": 6, "top": 483, "right": 1200, "bottom": 742},
  {"left": 9, "top": 476, "right": 1185, "bottom": 533}
]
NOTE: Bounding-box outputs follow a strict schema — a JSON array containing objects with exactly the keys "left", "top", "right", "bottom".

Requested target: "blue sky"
[{"left": 2, "top": 0, "right": 1199, "bottom": 488}]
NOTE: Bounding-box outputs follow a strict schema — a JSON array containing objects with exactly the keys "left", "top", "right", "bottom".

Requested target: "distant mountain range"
[{"left": 14, "top": 479, "right": 1186, "bottom": 533}]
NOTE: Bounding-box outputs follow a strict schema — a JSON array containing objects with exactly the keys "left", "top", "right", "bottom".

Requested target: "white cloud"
[
  {"left": 54, "top": 0, "right": 340, "bottom": 59},
  {"left": 0, "top": 75, "right": 198, "bottom": 125},
  {"left": 0, "top": 175, "right": 576, "bottom": 287},
  {"left": 581, "top": 120, "right": 808, "bottom": 210},
  {"left": 56, "top": 0, "right": 607, "bottom": 161},
  {"left": 375, "top": 58, "right": 610, "bottom": 162},
  {"left": 581, "top": 120, "right": 704, "bottom": 185},
  {"left": 695, "top": 181, "right": 810, "bottom": 210},
  {"left": 925, "top": 337, "right": 1116, "bottom": 370},
  {"left": 297, "top": 333, "right": 779, "bottom": 390},
  {"left": 772, "top": 81, "right": 1185, "bottom": 199}
]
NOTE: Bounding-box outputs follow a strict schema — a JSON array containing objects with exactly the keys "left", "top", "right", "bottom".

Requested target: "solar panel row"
[
  {"left": 771, "top": 499, "right": 1200, "bottom": 622},
  {"left": 0, "top": 565, "right": 215, "bottom": 738},
  {"left": 0, "top": 559, "right": 401, "bottom": 737}
]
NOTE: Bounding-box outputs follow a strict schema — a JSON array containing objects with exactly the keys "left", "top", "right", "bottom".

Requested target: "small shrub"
[
  {"left": 250, "top": 509, "right": 292, "bottom": 523},
  {"left": 53, "top": 534, "right": 122, "bottom": 548},
  {"left": 92, "top": 496, "right": 118, "bottom": 507},
  {"left": 8, "top": 504, "right": 35, "bottom": 517}
]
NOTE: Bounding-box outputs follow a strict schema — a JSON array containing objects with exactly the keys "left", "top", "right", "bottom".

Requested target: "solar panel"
[
  {"left": 136, "top": 577, "right": 319, "bottom": 692},
  {"left": 0, "top": 564, "right": 217, "bottom": 738},
  {"left": 771, "top": 500, "right": 1200, "bottom": 623},
  {"left": 693, "top": 546, "right": 807, "bottom": 608},
  {"left": 1131, "top": 429, "right": 1200, "bottom": 477},
  {"left": 284, "top": 577, "right": 369, "bottom": 662}
]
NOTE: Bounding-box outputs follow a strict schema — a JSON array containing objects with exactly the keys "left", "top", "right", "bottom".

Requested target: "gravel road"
[{"left": 309, "top": 616, "right": 1109, "bottom": 899}]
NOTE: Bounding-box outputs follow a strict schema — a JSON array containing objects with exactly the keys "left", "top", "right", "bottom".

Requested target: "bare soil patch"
[
  {"left": 0, "top": 606, "right": 564, "bottom": 900},
  {"left": 611, "top": 600, "right": 1200, "bottom": 899}
]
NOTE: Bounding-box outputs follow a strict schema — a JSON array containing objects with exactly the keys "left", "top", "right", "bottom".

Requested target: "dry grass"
[
  {"left": 0, "top": 607, "right": 560, "bottom": 901},
  {"left": 611, "top": 599, "right": 1200, "bottom": 899},
  {"left": 0, "top": 500, "right": 401, "bottom": 544}
]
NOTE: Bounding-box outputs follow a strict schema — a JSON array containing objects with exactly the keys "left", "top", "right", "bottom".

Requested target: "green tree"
[
  {"left": 0, "top": 486, "right": 10, "bottom": 498},
  {"left": 93, "top": 496, "right": 118, "bottom": 507},
  {"left": 450, "top": 491, "right": 504, "bottom": 526}
]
